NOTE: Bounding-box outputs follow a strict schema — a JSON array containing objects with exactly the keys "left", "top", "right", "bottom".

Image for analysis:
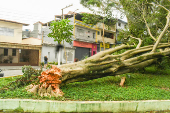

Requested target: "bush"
[
  {"left": 22, "top": 65, "right": 42, "bottom": 78},
  {"left": 0, "top": 65, "right": 42, "bottom": 93},
  {"left": 156, "top": 56, "right": 170, "bottom": 69},
  {"left": 40, "top": 62, "right": 44, "bottom": 66}
]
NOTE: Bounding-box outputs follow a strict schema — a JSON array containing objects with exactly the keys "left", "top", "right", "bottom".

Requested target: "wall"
[
  {"left": 62, "top": 48, "right": 75, "bottom": 64},
  {"left": 116, "top": 20, "right": 127, "bottom": 30},
  {"left": 75, "top": 26, "right": 96, "bottom": 43},
  {"left": 0, "top": 48, "right": 19, "bottom": 63},
  {"left": 22, "top": 38, "right": 42, "bottom": 45},
  {"left": 30, "top": 23, "right": 42, "bottom": 39},
  {"left": 97, "top": 35, "right": 116, "bottom": 44},
  {"left": 41, "top": 46, "right": 58, "bottom": 63},
  {"left": 0, "top": 21, "right": 22, "bottom": 43}
]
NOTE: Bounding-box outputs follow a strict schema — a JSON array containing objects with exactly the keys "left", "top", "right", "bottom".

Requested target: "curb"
[{"left": 0, "top": 99, "right": 170, "bottom": 112}]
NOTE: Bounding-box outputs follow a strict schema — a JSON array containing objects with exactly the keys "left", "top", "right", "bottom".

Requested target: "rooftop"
[{"left": 0, "top": 19, "right": 29, "bottom": 26}]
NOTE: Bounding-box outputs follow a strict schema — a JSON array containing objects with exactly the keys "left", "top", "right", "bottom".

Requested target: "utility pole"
[
  {"left": 61, "top": 4, "right": 73, "bottom": 19},
  {"left": 57, "top": 4, "right": 73, "bottom": 66}
]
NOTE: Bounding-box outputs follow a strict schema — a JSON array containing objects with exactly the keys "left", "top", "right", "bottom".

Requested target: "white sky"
[{"left": 0, "top": 0, "right": 126, "bottom": 30}]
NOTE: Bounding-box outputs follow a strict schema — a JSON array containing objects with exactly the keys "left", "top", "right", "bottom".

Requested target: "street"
[{"left": 0, "top": 66, "right": 40, "bottom": 77}]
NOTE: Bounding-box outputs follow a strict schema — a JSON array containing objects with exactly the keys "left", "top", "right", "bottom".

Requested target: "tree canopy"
[
  {"left": 117, "top": 0, "right": 170, "bottom": 49},
  {"left": 48, "top": 19, "right": 74, "bottom": 44}
]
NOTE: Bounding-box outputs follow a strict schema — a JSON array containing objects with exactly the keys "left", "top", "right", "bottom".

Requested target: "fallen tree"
[
  {"left": 26, "top": 43, "right": 170, "bottom": 97},
  {"left": 59, "top": 43, "right": 170, "bottom": 86},
  {"left": 26, "top": 0, "right": 170, "bottom": 97}
]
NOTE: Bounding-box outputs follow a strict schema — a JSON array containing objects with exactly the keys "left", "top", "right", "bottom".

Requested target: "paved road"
[
  {"left": 2, "top": 70, "right": 23, "bottom": 77},
  {"left": 0, "top": 66, "right": 41, "bottom": 77}
]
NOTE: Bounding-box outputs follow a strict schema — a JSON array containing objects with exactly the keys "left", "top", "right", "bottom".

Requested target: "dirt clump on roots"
[{"left": 26, "top": 65, "right": 64, "bottom": 98}]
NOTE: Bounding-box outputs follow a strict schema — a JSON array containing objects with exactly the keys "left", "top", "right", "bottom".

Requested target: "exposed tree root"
[{"left": 26, "top": 65, "right": 64, "bottom": 98}]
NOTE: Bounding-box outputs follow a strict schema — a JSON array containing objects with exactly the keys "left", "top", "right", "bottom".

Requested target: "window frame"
[
  {"left": 4, "top": 48, "right": 8, "bottom": 56},
  {"left": 12, "top": 49, "right": 16, "bottom": 56}
]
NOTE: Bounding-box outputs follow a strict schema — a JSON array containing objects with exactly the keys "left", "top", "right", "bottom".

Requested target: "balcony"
[
  {"left": 97, "top": 35, "right": 116, "bottom": 44},
  {"left": 96, "top": 23, "right": 116, "bottom": 32},
  {"left": 74, "top": 19, "right": 98, "bottom": 30}
]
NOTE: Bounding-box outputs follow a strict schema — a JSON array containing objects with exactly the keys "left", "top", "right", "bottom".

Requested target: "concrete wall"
[
  {"left": 30, "top": 23, "right": 42, "bottom": 39},
  {"left": 1, "top": 99, "right": 170, "bottom": 112},
  {"left": 75, "top": 26, "right": 96, "bottom": 43},
  {"left": 61, "top": 48, "right": 75, "bottom": 63},
  {"left": 41, "top": 46, "right": 58, "bottom": 63},
  {"left": 97, "top": 35, "right": 116, "bottom": 44},
  {"left": 22, "top": 30, "right": 30, "bottom": 38},
  {"left": 116, "top": 20, "right": 128, "bottom": 40},
  {"left": 116, "top": 21, "right": 127, "bottom": 30},
  {"left": 0, "top": 21, "right": 22, "bottom": 43},
  {"left": 0, "top": 48, "right": 19, "bottom": 63}
]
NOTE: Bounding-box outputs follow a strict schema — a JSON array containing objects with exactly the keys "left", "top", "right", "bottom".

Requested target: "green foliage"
[
  {"left": 22, "top": 65, "right": 42, "bottom": 79},
  {"left": 1, "top": 68, "right": 170, "bottom": 101},
  {"left": 80, "top": 0, "right": 117, "bottom": 28},
  {"left": 0, "top": 65, "right": 42, "bottom": 93},
  {"left": 82, "top": 55, "right": 89, "bottom": 60},
  {"left": 48, "top": 61, "right": 58, "bottom": 65},
  {"left": 119, "top": 0, "right": 170, "bottom": 45},
  {"left": 46, "top": 64, "right": 52, "bottom": 69},
  {"left": 40, "top": 62, "right": 44, "bottom": 66},
  {"left": 156, "top": 56, "right": 170, "bottom": 69},
  {"left": 48, "top": 19, "right": 74, "bottom": 44}
]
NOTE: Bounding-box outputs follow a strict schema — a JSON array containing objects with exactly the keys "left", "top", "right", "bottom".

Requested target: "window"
[
  {"left": 97, "top": 31, "right": 100, "bottom": 35},
  {"left": 93, "top": 33, "right": 95, "bottom": 39},
  {"left": 12, "top": 49, "right": 16, "bottom": 56},
  {"left": 124, "top": 25, "right": 127, "bottom": 28},
  {"left": 118, "top": 23, "right": 121, "bottom": 27},
  {"left": 48, "top": 52, "right": 50, "bottom": 59},
  {"left": 0, "top": 27, "right": 14, "bottom": 36},
  {"left": 87, "top": 31, "right": 90, "bottom": 38},
  {"left": 4, "top": 49, "right": 8, "bottom": 56}
]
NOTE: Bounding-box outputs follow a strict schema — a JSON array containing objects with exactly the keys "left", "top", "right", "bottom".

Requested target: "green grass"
[{"left": 0, "top": 68, "right": 170, "bottom": 101}]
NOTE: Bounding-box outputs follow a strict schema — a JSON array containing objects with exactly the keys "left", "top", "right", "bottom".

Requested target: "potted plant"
[{"left": 8, "top": 55, "right": 13, "bottom": 63}]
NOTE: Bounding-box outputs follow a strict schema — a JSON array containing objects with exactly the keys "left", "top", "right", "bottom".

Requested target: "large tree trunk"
[{"left": 58, "top": 43, "right": 170, "bottom": 86}]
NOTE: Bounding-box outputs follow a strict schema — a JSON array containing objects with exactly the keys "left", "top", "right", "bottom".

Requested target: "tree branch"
[
  {"left": 152, "top": 12, "right": 170, "bottom": 52},
  {"left": 142, "top": 5, "right": 157, "bottom": 41},
  {"left": 149, "top": 2, "right": 170, "bottom": 12},
  {"left": 129, "top": 35, "right": 143, "bottom": 49}
]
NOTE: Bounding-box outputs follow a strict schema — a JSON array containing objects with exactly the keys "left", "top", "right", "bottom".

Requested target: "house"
[
  {"left": 24, "top": 11, "right": 117, "bottom": 63},
  {"left": 0, "top": 19, "right": 42, "bottom": 66},
  {"left": 55, "top": 12, "right": 116, "bottom": 61},
  {"left": 23, "top": 21, "right": 76, "bottom": 64},
  {"left": 116, "top": 19, "right": 128, "bottom": 40}
]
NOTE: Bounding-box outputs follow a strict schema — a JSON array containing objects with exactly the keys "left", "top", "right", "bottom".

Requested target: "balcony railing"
[{"left": 96, "top": 23, "right": 116, "bottom": 32}]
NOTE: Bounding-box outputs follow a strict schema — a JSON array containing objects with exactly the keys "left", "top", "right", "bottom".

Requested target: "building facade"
[
  {"left": 22, "top": 11, "right": 117, "bottom": 64},
  {"left": 0, "top": 19, "right": 41, "bottom": 66},
  {"left": 55, "top": 12, "right": 116, "bottom": 61},
  {"left": 116, "top": 19, "right": 128, "bottom": 40}
]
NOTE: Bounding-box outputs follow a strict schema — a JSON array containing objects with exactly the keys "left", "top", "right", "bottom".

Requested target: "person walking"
[{"left": 44, "top": 56, "right": 48, "bottom": 68}]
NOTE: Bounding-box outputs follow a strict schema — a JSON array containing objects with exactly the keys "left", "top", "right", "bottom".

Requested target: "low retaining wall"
[{"left": 0, "top": 99, "right": 170, "bottom": 112}]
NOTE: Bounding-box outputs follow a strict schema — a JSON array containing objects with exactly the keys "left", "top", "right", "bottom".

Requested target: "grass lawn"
[{"left": 0, "top": 66, "right": 170, "bottom": 101}]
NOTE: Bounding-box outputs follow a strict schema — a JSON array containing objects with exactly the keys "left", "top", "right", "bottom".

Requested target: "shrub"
[
  {"left": 0, "top": 65, "right": 42, "bottom": 93},
  {"left": 40, "top": 62, "right": 44, "bottom": 66}
]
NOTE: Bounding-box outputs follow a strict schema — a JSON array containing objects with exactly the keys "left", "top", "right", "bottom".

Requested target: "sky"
[{"left": 0, "top": 0, "right": 126, "bottom": 31}]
